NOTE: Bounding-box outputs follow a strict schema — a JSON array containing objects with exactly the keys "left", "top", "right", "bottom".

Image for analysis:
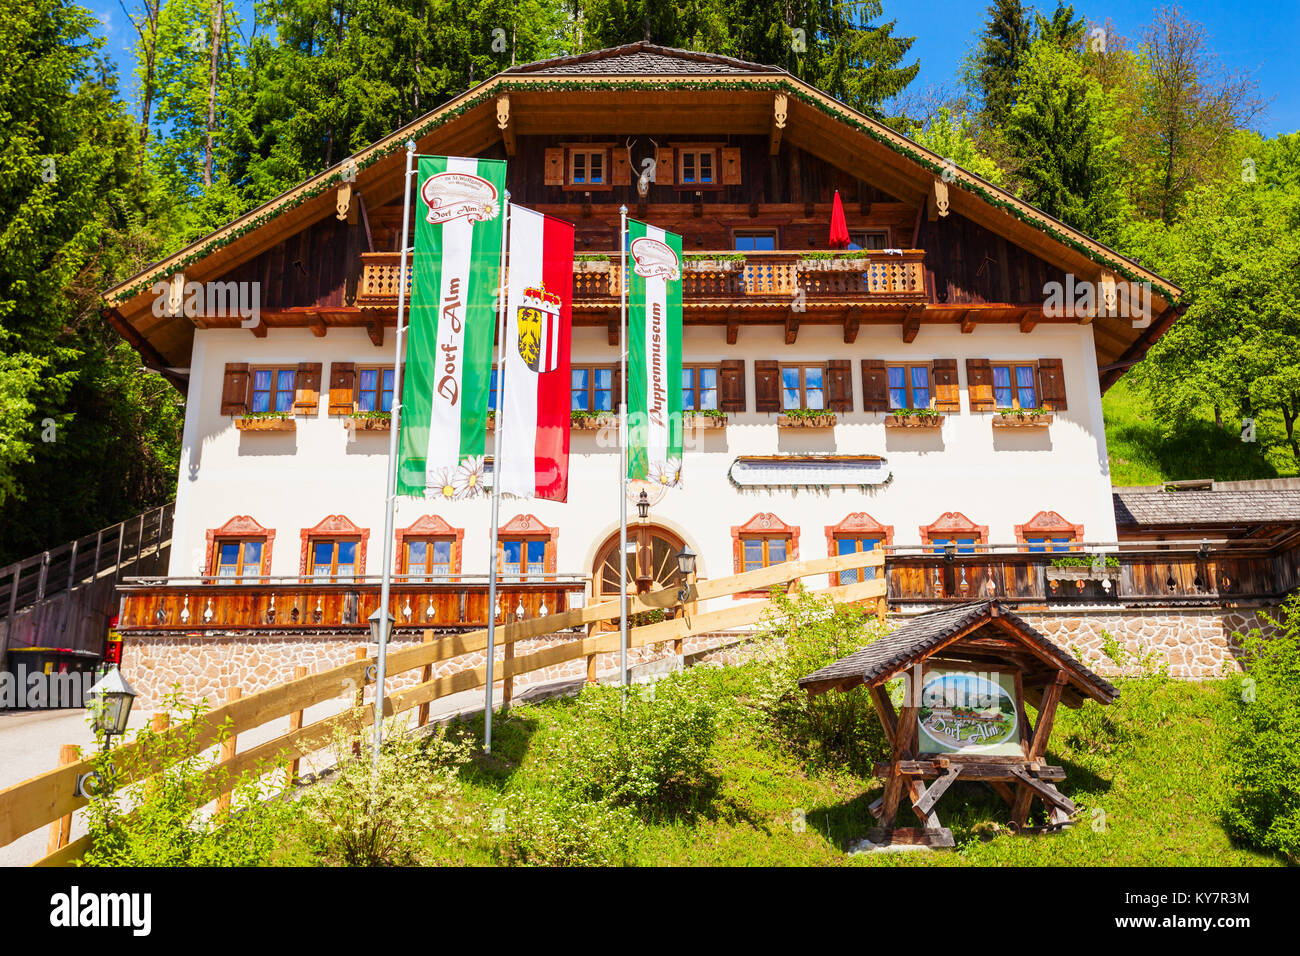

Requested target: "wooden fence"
[{"left": 0, "top": 547, "right": 886, "bottom": 866}]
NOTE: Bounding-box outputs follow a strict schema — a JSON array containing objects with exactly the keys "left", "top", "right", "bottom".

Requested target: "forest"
[{"left": 1, "top": 0, "right": 1296, "bottom": 563}]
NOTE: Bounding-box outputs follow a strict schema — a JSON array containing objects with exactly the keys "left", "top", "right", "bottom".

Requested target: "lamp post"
[
  {"left": 78, "top": 667, "right": 138, "bottom": 797},
  {"left": 676, "top": 545, "right": 697, "bottom": 602},
  {"left": 368, "top": 606, "right": 395, "bottom": 646},
  {"left": 636, "top": 489, "right": 650, "bottom": 520}
]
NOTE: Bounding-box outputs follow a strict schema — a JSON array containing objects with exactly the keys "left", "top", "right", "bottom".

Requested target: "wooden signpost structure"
[{"left": 799, "top": 601, "right": 1117, "bottom": 848}]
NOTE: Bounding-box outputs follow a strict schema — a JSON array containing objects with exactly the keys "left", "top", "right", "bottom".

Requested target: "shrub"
[
  {"left": 1222, "top": 595, "right": 1300, "bottom": 862},
  {"left": 553, "top": 674, "right": 718, "bottom": 813},
  {"left": 753, "top": 585, "right": 889, "bottom": 776},
  {"left": 297, "top": 711, "right": 473, "bottom": 866},
  {"left": 82, "top": 690, "right": 295, "bottom": 867},
  {"left": 492, "top": 789, "right": 640, "bottom": 866}
]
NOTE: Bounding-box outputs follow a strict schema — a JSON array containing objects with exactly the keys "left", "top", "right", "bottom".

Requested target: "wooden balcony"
[
  {"left": 355, "top": 249, "right": 928, "bottom": 310},
  {"left": 116, "top": 576, "right": 586, "bottom": 635}
]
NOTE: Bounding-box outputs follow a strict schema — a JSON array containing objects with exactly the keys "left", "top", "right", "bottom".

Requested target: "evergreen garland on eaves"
[{"left": 112, "top": 77, "right": 1179, "bottom": 306}]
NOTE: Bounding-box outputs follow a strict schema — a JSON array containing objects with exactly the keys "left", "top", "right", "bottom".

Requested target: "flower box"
[
  {"left": 800, "top": 257, "right": 869, "bottom": 272},
  {"left": 685, "top": 258, "right": 743, "bottom": 272},
  {"left": 884, "top": 414, "right": 944, "bottom": 429},
  {"left": 993, "top": 412, "right": 1053, "bottom": 428},
  {"left": 683, "top": 412, "right": 728, "bottom": 430},
  {"left": 1048, "top": 565, "right": 1119, "bottom": 582},
  {"left": 571, "top": 413, "right": 618, "bottom": 431},
  {"left": 777, "top": 412, "right": 837, "bottom": 428},
  {"left": 235, "top": 416, "right": 295, "bottom": 432},
  {"left": 573, "top": 258, "right": 611, "bottom": 274},
  {"left": 346, "top": 415, "right": 391, "bottom": 432}
]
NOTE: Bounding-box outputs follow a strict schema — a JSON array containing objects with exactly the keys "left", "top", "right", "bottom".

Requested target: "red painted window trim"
[
  {"left": 1014, "top": 510, "right": 1084, "bottom": 548},
  {"left": 299, "top": 514, "right": 370, "bottom": 579},
  {"left": 918, "top": 512, "right": 989, "bottom": 549},
  {"left": 394, "top": 514, "right": 466, "bottom": 577},
  {"left": 205, "top": 515, "right": 276, "bottom": 582}
]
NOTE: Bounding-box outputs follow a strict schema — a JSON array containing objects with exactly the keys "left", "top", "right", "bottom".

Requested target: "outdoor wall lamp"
[
  {"left": 636, "top": 489, "right": 650, "bottom": 520},
  {"left": 1197, "top": 539, "right": 1211, "bottom": 560},
  {"left": 676, "top": 545, "right": 697, "bottom": 602},
  {"left": 367, "top": 606, "right": 395, "bottom": 645},
  {"left": 77, "top": 667, "right": 139, "bottom": 797},
  {"left": 944, "top": 544, "right": 956, "bottom": 564}
]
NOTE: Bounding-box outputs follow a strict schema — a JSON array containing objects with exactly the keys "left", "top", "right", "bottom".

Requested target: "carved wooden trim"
[
  {"left": 497, "top": 513, "right": 559, "bottom": 574},
  {"left": 730, "top": 513, "right": 801, "bottom": 588},
  {"left": 1014, "top": 510, "right": 1084, "bottom": 545},
  {"left": 394, "top": 514, "right": 466, "bottom": 575},
  {"left": 299, "top": 514, "right": 370, "bottom": 577},
  {"left": 825, "top": 512, "right": 895, "bottom": 555},
  {"left": 918, "top": 511, "right": 989, "bottom": 547},
  {"left": 205, "top": 515, "right": 276, "bottom": 581}
]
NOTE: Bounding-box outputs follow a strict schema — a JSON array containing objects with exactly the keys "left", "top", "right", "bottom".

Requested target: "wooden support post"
[
  {"left": 502, "top": 638, "right": 515, "bottom": 711},
  {"left": 416, "top": 631, "right": 434, "bottom": 727},
  {"left": 585, "top": 621, "right": 598, "bottom": 684},
  {"left": 878, "top": 677, "right": 919, "bottom": 830},
  {"left": 215, "top": 686, "right": 241, "bottom": 815},
  {"left": 1012, "top": 670, "right": 1067, "bottom": 827},
  {"left": 45, "top": 745, "right": 78, "bottom": 854},
  {"left": 352, "top": 647, "right": 367, "bottom": 757},
  {"left": 286, "top": 665, "right": 307, "bottom": 787}
]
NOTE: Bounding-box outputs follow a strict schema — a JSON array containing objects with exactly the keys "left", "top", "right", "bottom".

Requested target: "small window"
[
  {"left": 740, "top": 535, "right": 788, "bottom": 572},
  {"left": 887, "top": 364, "right": 931, "bottom": 410},
  {"left": 679, "top": 148, "right": 717, "bottom": 186},
  {"left": 781, "top": 365, "right": 825, "bottom": 411},
  {"left": 214, "top": 539, "right": 264, "bottom": 582},
  {"left": 734, "top": 231, "right": 777, "bottom": 252},
  {"left": 571, "top": 366, "right": 614, "bottom": 412},
  {"left": 403, "top": 537, "right": 456, "bottom": 581},
  {"left": 310, "top": 539, "right": 359, "bottom": 582},
  {"left": 569, "top": 149, "right": 606, "bottom": 186},
  {"left": 992, "top": 364, "right": 1039, "bottom": 410},
  {"left": 681, "top": 366, "right": 719, "bottom": 411},
  {"left": 251, "top": 367, "right": 296, "bottom": 413},
  {"left": 834, "top": 536, "right": 881, "bottom": 584},
  {"left": 847, "top": 231, "right": 889, "bottom": 251},
  {"left": 502, "top": 538, "right": 548, "bottom": 582},
  {"left": 357, "top": 366, "right": 394, "bottom": 413}
]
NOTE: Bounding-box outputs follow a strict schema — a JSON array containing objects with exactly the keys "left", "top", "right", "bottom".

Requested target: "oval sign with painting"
[{"left": 917, "top": 669, "right": 1021, "bottom": 756}]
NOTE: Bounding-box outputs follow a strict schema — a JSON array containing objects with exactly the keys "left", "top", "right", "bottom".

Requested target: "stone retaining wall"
[{"left": 119, "top": 605, "right": 1282, "bottom": 707}]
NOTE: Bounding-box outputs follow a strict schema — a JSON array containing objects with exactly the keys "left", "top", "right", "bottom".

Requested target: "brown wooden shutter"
[
  {"left": 611, "top": 149, "right": 630, "bottom": 186},
  {"left": 826, "top": 359, "right": 853, "bottom": 412},
  {"left": 932, "top": 359, "right": 960, "bottom": 412},
  {"left": 861, "top": 360, "right": 888, "bottom": 412},
  {"left": 611, "top": 365, "right": 622, "bottom": 413},
  {"left": 294, "top": 362, "right": 322, "bottom": 414},
  {"left": 721, "top": 147, "right": 742, "bottom": 186},
  {"left": 719, "top": 359, "right": 746, "bottom": 412},
  {"left": 755, "top": 360, "right": 781, "bottom": 412},
  {"left": 1038, "top": 358, "right": 1067, "bottom": 410},
  {"left": 328, "top": 362, "right": 356, "bottom": 414},
  {"left": 656, "top": 147, "right": 675, "bottom": 186},
  {"left": 966, "top": 358, "right": 994, "bottom": 411},
  {"left": 220, "top": 363, "right": 250, "bottom": 415},
  {"left": 544, "top": 148, "right": 564, "bottom": 186}
]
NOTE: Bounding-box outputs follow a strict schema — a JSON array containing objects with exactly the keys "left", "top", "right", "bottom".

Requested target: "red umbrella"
[{"left": 829, "top": 190, "right": 850, "bottom": 249}]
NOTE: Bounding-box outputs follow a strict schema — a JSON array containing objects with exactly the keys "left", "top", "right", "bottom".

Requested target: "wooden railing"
[
  {"left": 2, "top": 547, "right": 886, "bottom": 866},
  {"left": 355, "top": 250, "right": 928, "bottom": 308}
]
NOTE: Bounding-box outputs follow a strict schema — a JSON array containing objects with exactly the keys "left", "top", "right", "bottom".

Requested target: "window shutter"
[
  {"left": 861, "top": 360, "right": 888, "bottom": 412},
  {"left": 656, "top": 147, "right": 675, "bottom": 186},
  {"left": 544, "top": 148, "right": 564, "bottom": 186},
  {"left": 328, "top": 362, "right": 356, "bottom": 414},
  {"left": 294, "top": 362, "right": 322, "bottom": 414},
  {"left": 719, "top": 359, "right": 746, "bottom": 412},
  {"left": 932, "top": 359, "right": 960, "bottom": 412},
  {"left": 721, "top": 147, "right": 742, "bottom": 186},
  {"left": 826, "top": 359, "right": 853, "bottom": 412},
  {"left": 1038, "top": 358, "right": 1067, "bottom": 410},
  {"left": 611, "top": 366, "right": 622, "bottom": 412},
  {"left": 611, "top": 149, "right": 630, "bottom": 186},
  {"left": 966, "top": 358, "right": 994, "bottom": 411},
  {"left": 220, "top": 363, "right": 250, "bottom": 415},
  {"left": 754, "top": 360, "right": 780, "bottom": 412}
]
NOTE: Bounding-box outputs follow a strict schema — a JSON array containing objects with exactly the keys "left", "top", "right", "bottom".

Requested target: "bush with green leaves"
[
  {"left": 297, "top": 711, "right": 473, "bottom": 866},
  {"left": 492, "top": 789, "right": 640, "bottom": 867},
  {"left": 82, "top": 691, "right": 296, "bottom": 867},
  {"left": 552, "top": 674, "right": 718, "bottom": 813},
  {"left": 1222, "top": 596, "right": 1300, "bottom": 862},
  {"left": 753, "top": 585, "right": 890, "bottom": 776}
]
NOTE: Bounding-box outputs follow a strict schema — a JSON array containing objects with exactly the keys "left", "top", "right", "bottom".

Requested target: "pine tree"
[{"left": 972, "top": 0, "right": 1032, "bottom": 126}]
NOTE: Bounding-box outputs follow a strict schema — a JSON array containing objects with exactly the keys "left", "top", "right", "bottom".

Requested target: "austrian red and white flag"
[{"left": 498, "top": 205, "right": 575, "bottom": 500}]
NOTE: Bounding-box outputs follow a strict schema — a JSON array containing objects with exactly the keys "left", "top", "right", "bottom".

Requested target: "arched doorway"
[{"left": 593, "top": 525, "right": 686, "bottom": 603}]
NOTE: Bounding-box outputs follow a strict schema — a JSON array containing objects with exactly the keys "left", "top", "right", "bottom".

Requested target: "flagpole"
[
  {"left": 372, "top": 140, "right": 417, "bottom": 766},
  {"left": 618, "top": 204, "right": 629, "bottom": 705},
  {"left": 484, "top": 195, "right": 511, "bottom": 755}
]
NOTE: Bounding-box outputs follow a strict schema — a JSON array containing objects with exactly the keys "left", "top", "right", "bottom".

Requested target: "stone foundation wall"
[{"left": 120, "top": 605, "right": 1282, "bottom": 708}]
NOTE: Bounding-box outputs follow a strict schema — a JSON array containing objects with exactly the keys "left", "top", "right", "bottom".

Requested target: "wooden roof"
[
  {"left": 1115, "top": 485, "right": 1300, "bottom": 527},
  {"left": 798, "top": 601, "right": 1118, "bottom": 706},
  {"left": 101, "top": 42, "right": 1183, "bottom": 372}
]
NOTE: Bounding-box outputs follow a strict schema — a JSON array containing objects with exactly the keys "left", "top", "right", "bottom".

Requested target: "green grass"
[
  {"left": 1104, "top": 377, "right": 1290, "bottom": 485},
  {"left": 417, "top": 662, "right": 1286, "bottom": 867}
]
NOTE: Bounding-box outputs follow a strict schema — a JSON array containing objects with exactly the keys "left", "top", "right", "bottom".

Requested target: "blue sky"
[{"left": 87, "top": 0, "right": 1298, "bottom": 137}]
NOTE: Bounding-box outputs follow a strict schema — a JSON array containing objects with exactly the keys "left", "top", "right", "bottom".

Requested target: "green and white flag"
[
  {"left": 397, "top": 156, "right": 506, "bottom": 498},
  {"left": 625, "top": 220, "right": 683, "bottom": 486}
]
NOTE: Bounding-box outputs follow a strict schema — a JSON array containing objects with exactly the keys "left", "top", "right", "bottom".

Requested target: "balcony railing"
[{"left": 355, "top": 250, "right": 927, "bottom": 308}]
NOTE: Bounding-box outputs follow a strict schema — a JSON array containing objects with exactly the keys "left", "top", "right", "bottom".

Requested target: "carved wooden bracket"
[
  {"left": 770, "top": 93, "right": 787, "bottom": 155},
  {"left": 335, "top": 183, "right": 352, "bottom": 221},
  {"left": 928, "top": 177, "right": 950, "bottom": 220},
  {"left": 496, "top": 95, "right": 515, "bottom": 156}
]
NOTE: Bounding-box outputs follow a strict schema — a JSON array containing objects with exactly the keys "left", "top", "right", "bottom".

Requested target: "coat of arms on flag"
[{"left": 516, "top": 285, "right": 561, "bottom": 374}]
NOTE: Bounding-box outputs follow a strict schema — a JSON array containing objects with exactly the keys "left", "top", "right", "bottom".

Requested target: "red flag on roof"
[{"left": 829, "top": 190, "right": 850, "bottom": 249}]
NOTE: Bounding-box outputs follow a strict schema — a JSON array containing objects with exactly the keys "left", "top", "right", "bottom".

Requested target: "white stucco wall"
[{"left": 169, "top": 322, "right": 1117, "bottom": 590}]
